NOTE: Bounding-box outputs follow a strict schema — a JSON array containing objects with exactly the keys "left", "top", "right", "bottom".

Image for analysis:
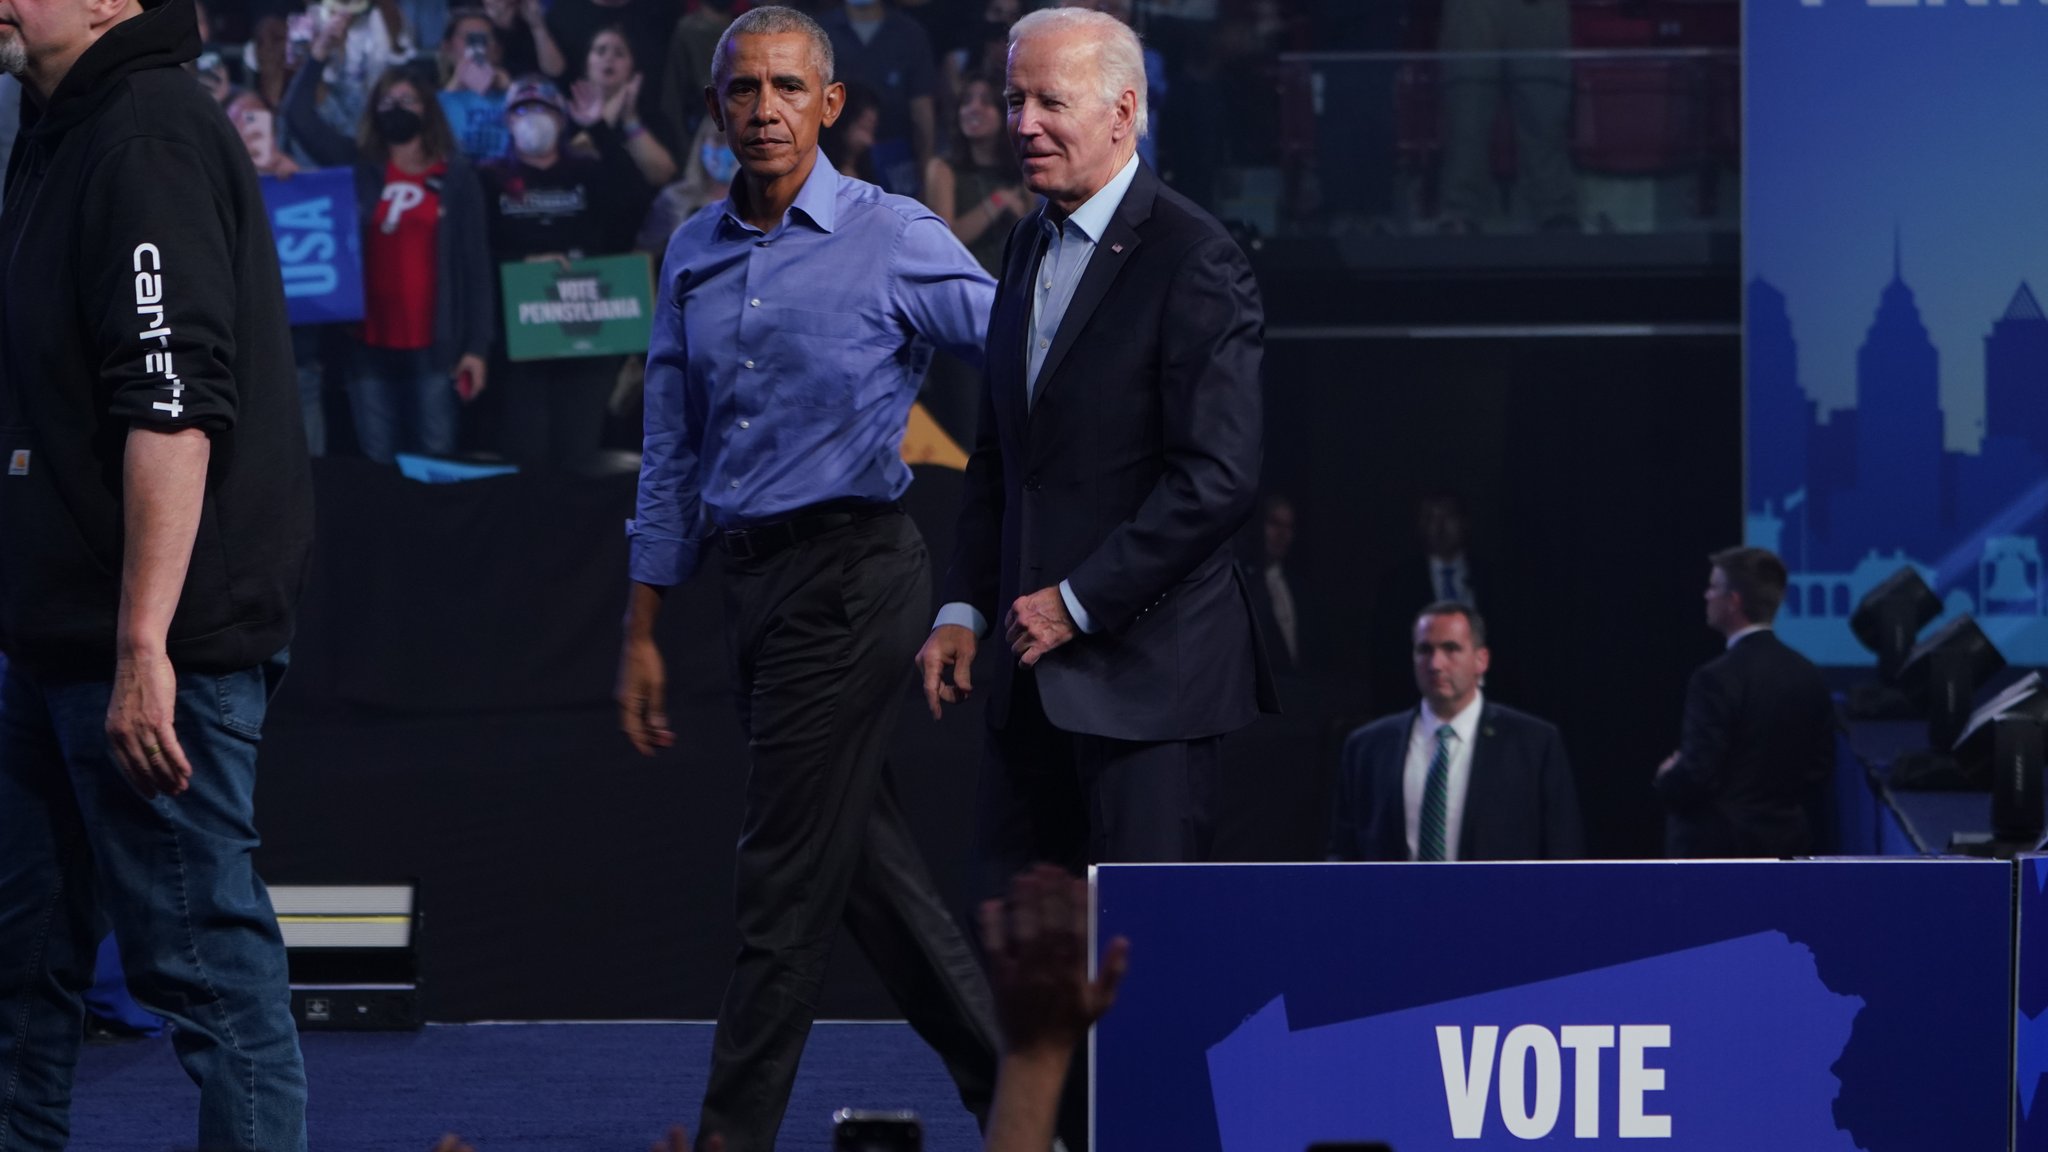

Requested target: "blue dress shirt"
[
  {"left": 628, "top": 152, "right": 996, "bottom": 587},
  {"left": 934, "top": 153, "right": 1142, "bottom": 639}
]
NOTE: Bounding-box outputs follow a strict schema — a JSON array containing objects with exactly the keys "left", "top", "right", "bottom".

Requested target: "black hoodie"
[{"left": 0, "top": 0, "right": 312, "bottom": 676}]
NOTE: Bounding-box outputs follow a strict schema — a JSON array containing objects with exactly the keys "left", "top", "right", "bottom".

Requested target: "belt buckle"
[{"left": 724, "top": 529, "right": 757, "bottom": 560}]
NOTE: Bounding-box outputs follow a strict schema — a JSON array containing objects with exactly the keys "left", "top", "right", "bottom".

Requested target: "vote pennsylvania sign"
[{"left": 500, "top": 253, "right": 653, "bottom": 361}]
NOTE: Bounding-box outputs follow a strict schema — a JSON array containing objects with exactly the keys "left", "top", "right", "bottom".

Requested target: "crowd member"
[
  {"left": 239, "top": 9, "right": 294, "bottom": 109},
  {"left": 439, "top": 8, "right": 513, "bottom": 158},
  {"left": 941, "top": 0, "right": 1016, "bottom": 101},
  {"left": 818, "top": 78, "right": 879, "bottom": 182},
  {"left": 482, "top": 0, "right": 565, "bottom": 79},
  {"left": 1656, "top": 547, "right": 1835, "bottom": 858},
  {"left": 313, "top": 0, "right": 418, "bottom": 132},
  {"left": 570, "top": 24, "right": 678, "bottom": 187},
  {"left": 1371, "top": 493, "right": 1492, "bottom": 707},
  {"left": 1438, "top": 0, "right": 1576, "bottom": 233},
  {"left": 920, "top": 6, "right": 1273, "bottom": 884},
  {"left": 921, "top": 70, "right": 1027, "bottom": 275},
  {"left": 617, "top": 8, "right": 1001, "bottom": 1149},
  {"left": 482, "top": 76, "right": 641, "bottom": 469},
  {"left": 1243, "top": 492, "right": 1300, "bottom": 675},
  {"left": 544, "top": 0, "right": 675, "bottom": 139},
  {"left": 980, "top": 865, "right": 1131, "bottom": 1152},
  {"left": 286, "top": 60, "right": 496, "bottom": 463},
  {"left": 225, "top": 85, "right": 300, "bottom": 175},
  {"left": 660, "top": 0, "right": 738, "bottom": 153},
  {"left": 635, "top": 117, "right": 738, "bottom": 253},
  {"left": 1329, "top": 602, "right": 1583, "bottom": 861},
  {"left": 819, "top": 0, "right": 935, "bottom": 194},
  {"left": 0, "top": 0, "right": 314, "bottom": 1145}
]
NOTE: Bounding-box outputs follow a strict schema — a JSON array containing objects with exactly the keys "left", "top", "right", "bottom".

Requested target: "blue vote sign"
[
  {"left": 2020, "top": 855, "right": 2048, "bottom": 1151},
  {"left": 259, "top": 167, "right": 364, "bottom": 326},
  {"left": 1093, "top": 861, "right": 2011, "bottom": 1152}
]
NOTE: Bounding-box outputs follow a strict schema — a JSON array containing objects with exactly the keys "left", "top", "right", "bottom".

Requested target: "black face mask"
[{"left": 375, "top": 107, "right": 424, "bottom": 145}]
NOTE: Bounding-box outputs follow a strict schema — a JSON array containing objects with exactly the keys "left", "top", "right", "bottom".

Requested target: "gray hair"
[
  {"left": 710, "top": 5, "right": 835, "bottom": 91},
  {"left": 1010, "top": 7, "right": 1149, "bottom": 140}
]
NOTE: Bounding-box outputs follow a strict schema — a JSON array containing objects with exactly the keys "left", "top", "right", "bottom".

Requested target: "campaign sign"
[
  {"left": 500, "top": 254, "right": 653, "bottom": 361},
  {"left": 1093, "top": 861, "right": 2011, "bottom": 1152},
  {"left": 259, "top": 168, "right": 364, "bottom": 326},
  {"left": 2021, "top": 855, "right": 2048, "bottom": 1151}
]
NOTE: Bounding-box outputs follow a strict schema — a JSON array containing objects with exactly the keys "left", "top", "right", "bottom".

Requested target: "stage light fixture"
[
  {"left": 1950, "top": 673, "right": 2048, "bottom": 846},
  {"left": 1896, "top": 614, "right": 2006, "bottom": 753},
  {"left": 1850, "top": 566, "right": 1941, "bottom": 683},
  {"left": 272, "top": 883, "right": 422, "bottom": 1030}
]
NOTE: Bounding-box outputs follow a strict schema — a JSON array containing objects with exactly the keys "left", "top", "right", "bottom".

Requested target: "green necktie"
[{"left": 1419, "top": 724, "right": 1455, "bottom": 861}]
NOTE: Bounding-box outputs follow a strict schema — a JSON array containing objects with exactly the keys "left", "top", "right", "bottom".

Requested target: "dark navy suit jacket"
[
  {"left": 1654, "top": 630, "right": 1836, "bottom": 858},
  {"left": 939, "top": 162, "right": 1276, "bottom": 741},
  {"left": 1328, "top": 700, "right": 1585, "bottom": 861}
]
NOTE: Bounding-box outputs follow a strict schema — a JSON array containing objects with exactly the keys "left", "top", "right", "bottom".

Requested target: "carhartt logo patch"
[{"left": 6, "top": 450, "right": 26, "bottom": 477}]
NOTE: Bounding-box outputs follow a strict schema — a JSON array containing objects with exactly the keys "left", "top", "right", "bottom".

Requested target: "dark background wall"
[{"left": 254, "top": 266, "right": 1742, "bottom": 1019}]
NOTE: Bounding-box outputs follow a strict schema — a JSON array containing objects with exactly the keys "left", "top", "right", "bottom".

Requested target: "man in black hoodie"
[{"left": 0, "top": 0, "right": 313, "bottom": 1146}]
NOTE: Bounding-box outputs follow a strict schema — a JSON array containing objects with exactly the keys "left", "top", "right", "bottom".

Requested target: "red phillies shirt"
[{"left": 361, "top": 161, "right": 444, "bottom": 350}]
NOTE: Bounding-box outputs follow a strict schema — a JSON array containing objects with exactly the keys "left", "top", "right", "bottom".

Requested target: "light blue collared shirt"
[
  {"left": 933, "top": 153, "right": 1142, "bottom": 639},
  {"left": 627, "top": 152, "right": 995, "bottom": 587}
]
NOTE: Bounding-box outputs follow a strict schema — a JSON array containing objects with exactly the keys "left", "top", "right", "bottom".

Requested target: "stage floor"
[{"left": 71, "top": 1021, "right": 980, "bottom": 1151}]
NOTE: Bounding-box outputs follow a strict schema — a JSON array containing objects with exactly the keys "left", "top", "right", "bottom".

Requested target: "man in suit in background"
[
  {"left": 1330, "top": 601, "right": 1582, "bottom": 861},
  {"left": 1245, "top": 493, "right": 1302, "bottom": 676},
  {"left": 1371, "top": 493, "right": 1493, "bottom": 708},
  {"left": 918, "top": 4, "right": 1274, "bottom": 885},
  {"left": 1656, "top": 546, "right": 1836, "bottom": 858}
]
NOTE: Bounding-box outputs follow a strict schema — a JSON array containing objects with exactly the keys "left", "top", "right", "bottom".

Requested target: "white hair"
[
  {"left": 1009, "top": 7, "right": 1149, "bottom": 140},
  {"left": 711, "top": 4, "right": 835, "bottom": 91}
]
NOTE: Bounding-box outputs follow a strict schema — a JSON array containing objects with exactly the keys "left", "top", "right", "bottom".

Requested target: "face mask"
[
  {"left": 510, "top": 113, "right": 559, "bottom": 157},
  {"left": 375, "top": 107, "right": 423, "bottom": 144},
  {"left": 700, "top": 140, "right": 739, "bottom": 184}
]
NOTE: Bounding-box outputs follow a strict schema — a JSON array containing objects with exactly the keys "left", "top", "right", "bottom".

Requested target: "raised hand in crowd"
[
  {"left": 453, "top": 353, "right": 489, "bottom": 403},
  {"left": 309, "top": 6, "right": 351, "bottom": 64},
  {"left": 980, "top": 865, "right": 1131, "bottom": 1152},
  {"left": 568, "top": 76, "right": 606, "bottom": 128}
]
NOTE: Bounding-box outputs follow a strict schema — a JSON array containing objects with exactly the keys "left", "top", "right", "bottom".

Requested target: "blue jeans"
[
  {"left": 0, "top": 653, "right": 306, "bottom": 1152},
  {"left": 349, "top": 342, "right": 458, "bottom": 465}
]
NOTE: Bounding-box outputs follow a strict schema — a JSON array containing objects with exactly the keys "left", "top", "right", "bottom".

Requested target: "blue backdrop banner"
[
  {"left": 260, "top": 168, "right": 364, "bottom": 327},
  {"left": 1746, "top": 0, "right": 2048, "bottom": 665},
  {"left": 1093, "top": 861, "right": 2011, "bottom": 1152}
]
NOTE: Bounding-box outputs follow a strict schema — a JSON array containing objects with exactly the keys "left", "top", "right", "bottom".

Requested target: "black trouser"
[
  {"left": 977, "top": 668, "right": 1223, "bottom": 1152},
  {"left": 698, "top": 511, "right": 999, "bottom": 1152},
  {"left": 974, "top": 664, "right": 1212, "bottom": 1147},
  {"left": 979, "top": 667, "right": 1223, "bottom": 895}
]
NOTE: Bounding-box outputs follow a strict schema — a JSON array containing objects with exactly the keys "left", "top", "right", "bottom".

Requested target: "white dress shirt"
[
  {"left": 1726, "top": 623, "right": 1770, "bottom": 649},
  {"left": 1264, "top": 562, "right": 1299, "bottom": 664},
  {"left": 932, "top": 154, "right": 1143, "bottom": 639},
  {"left": 1430, "top": 554, "right": 1475, "bottom": 607},
  {"left": 1403, "top": 691, "right": 1485, "bottom": 861}
]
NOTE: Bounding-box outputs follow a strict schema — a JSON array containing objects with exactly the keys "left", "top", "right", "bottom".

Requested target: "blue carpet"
[{"left": 70, "top": 1022, "right": 981, "bottom": 1151}]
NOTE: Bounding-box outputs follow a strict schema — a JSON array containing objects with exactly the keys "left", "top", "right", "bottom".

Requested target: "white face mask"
[{"left": 509, "top": 113, "right": 559, "bottom": 157}]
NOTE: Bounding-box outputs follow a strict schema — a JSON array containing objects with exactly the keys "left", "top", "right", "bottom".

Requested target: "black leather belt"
[{"left": 713, "top": 499, "right": 900, "bottom": 562}]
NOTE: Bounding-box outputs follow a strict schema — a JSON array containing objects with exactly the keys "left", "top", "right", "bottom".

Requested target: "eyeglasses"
[{"left": 376, "top": 93, "right": 425, "bottom": 112}]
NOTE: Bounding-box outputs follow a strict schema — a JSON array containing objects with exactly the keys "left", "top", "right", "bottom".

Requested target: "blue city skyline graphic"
[{"left": 1746, "top": 0, "right": 2048, "bottom": 666}]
